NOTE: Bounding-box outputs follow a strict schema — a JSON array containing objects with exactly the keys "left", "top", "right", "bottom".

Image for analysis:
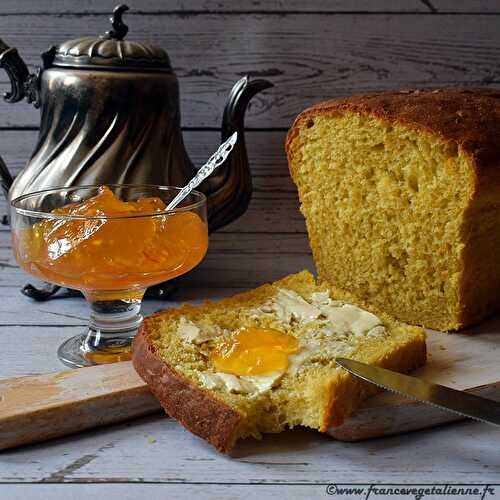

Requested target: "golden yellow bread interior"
[
  {"left": 143, "top": 271, "right": 426, "bottom": 450},
  {"left": 287, "top": 111, "right": 500, "bottom": 331}
]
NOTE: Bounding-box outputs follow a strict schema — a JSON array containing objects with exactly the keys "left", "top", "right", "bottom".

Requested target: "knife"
[{"left": 336, "top": 357, "right": 500, "bottom": 427}]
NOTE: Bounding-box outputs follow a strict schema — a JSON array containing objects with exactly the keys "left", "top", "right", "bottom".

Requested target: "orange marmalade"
[
  {"left": 210, "top": 327, "right": 300, "bottom": 376},
  {"left": 13, "top": 186, "right": 208, "bottom": 294}
]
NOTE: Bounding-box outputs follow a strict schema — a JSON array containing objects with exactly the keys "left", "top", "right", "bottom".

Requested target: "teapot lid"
[{"left": 51, "top": 5, "right": 172, "bottom": 72}]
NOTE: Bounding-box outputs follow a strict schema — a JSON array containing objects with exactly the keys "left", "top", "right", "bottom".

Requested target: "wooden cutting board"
[{"left": 1, "top": 319, "right": 499, "bottom": 450}]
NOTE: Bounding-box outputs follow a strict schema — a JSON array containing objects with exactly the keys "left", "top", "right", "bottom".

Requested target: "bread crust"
[
  {"left": 286, "top": 88, "right": 500, "bottom": 195},
  {"left": 132, "top": 321, "right": 243, "bottom": 453}
]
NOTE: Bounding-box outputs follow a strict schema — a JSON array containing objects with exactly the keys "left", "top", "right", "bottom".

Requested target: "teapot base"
[{"left": 21, "top": 281, "right": 178, "bottom": 301}]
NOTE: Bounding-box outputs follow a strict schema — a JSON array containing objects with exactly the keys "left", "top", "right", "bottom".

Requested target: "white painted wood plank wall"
[
  {"left": 1, "top": 0, "right": 499, "bottom": 285},
  {"left": 0, "top": 12, "right": 499, "bottom": 128}
]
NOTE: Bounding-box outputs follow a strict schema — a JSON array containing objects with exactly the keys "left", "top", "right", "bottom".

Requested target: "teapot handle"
[
  {"left": 0, "top": 38, "right": 30, "bottom": 103},
  {"left": 0, "top": 39, "right": 37, "bottom": 200}
]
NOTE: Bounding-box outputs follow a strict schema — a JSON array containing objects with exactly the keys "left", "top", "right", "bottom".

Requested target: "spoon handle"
[{"left": 165, "top": 132, "right": 238, "bottom": 211}]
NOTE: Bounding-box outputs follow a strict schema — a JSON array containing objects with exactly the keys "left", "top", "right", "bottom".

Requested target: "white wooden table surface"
[{"left": 1, "top": 256, "right": 499, "bottom": 500}]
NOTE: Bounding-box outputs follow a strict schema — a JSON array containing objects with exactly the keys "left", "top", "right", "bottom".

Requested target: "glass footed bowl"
[{"left": 10, "top": 184, "right": 208, "bottom": 368}]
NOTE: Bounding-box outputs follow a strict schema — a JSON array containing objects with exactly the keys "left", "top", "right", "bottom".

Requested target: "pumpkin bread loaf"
[{"left": 286, "top": 88, "right": 500, "bottom": 331}]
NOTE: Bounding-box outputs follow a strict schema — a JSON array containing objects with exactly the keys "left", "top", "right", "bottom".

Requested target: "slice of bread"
[
  {"left": 132, "top": 271, "right": 426, "bottom": 452},
  {"left": 286, "top": 88, "right": 500, "bottom": 331}
]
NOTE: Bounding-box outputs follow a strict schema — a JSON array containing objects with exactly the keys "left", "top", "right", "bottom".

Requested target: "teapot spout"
[{"left": 201, "top": 76, "right": 273, "bottom": 232}]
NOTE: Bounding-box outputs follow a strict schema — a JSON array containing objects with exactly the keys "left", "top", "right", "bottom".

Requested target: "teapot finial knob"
[{"left": 103, "top": 4, "right": 129, "bottom": 41}]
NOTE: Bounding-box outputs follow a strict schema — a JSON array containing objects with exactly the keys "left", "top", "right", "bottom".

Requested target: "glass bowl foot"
[
  {"left": 58, "top": 331, "right": 136, "bottom": 368},
  {"left": 58, "top": 294, "right": 144, "bottom": 368}
]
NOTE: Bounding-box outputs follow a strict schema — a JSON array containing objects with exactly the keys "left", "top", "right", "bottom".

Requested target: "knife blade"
[{"left": 336, "top": 357, "right": 500, "bottom": 427}]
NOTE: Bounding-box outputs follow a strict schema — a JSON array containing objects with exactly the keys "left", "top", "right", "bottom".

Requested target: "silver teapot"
[{"left": 0, "top": 4, "right": 272, "bottom": 300}]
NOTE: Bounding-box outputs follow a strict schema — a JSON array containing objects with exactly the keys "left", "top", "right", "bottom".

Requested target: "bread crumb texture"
[
  {"left": 133, "top": 271, "right": 425, "bottom": 452},
  {"left": 287, "top": 89, "right": 500, "bottom": 331}
]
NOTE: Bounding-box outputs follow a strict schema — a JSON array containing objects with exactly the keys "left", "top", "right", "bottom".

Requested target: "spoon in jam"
[{"left": 166, "top": 132, "right": 238, "bottom": 211}]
